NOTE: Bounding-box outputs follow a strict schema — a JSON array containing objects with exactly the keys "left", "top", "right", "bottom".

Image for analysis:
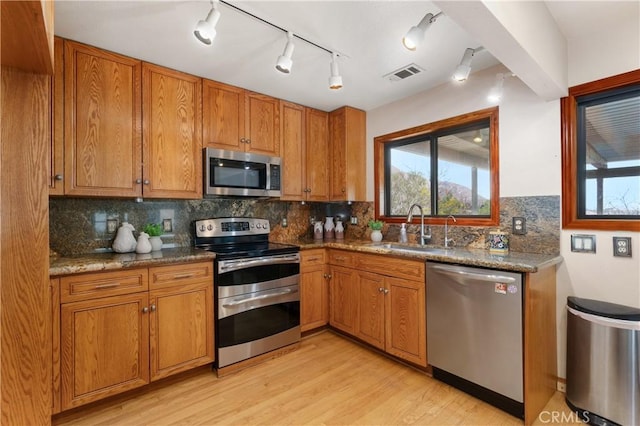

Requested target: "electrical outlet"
[
  {"left": 281, "top": 217, "right": 288, "bottom": 227},
  {"left": 106, "top": 218, "right": 118, "bottom": 233},
  {"left": 350, "top": 216, "right": 358, "bottom": 225},
  {"left": 162, "top": 219, "right": 173, "bottom": 233},
  {"left": 512, "top": 217, "right": 526, "bottom": 235},
  {"left": 613, "top": 237, "right": 632, "bottom": 257}
]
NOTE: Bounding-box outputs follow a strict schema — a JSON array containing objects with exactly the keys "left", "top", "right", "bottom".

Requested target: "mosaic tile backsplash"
[{"left": 50, "top": 196, "right": 559, "bottom": 256}]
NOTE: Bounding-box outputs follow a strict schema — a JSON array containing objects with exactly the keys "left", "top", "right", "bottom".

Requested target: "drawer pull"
[
  {"left": 94, "top": 283, "right": 120, "bottom": 289},
  {"left": 307, "top": 257, "right": 320, "bottom": 261},
  {"left": 173, "top": 273, "right": 195, "bottom": 279},
  {"left": 334, "top": 256, "right": 347, "bottom": 261}
]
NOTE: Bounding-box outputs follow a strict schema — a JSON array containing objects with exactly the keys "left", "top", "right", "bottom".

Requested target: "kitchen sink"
[{"left": 367, "top": 242, "right": 448, "bottom": 254}]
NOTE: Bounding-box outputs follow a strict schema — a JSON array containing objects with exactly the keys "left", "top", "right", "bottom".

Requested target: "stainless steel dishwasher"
[{"left": 426, "top": 262, "right": 524, "bottom": 419}]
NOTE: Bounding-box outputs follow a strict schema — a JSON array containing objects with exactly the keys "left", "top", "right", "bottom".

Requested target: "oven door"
[{"left": 215, "top": 253, "right": 300, "bottom": 368}]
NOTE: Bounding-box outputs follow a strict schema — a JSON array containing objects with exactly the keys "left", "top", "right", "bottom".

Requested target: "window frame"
[
  {"left": 561, "top": 69, "right": 640, "bottom": 231},
  {"left": 374, "top": 107, "right": 500, "bottom": 226}
]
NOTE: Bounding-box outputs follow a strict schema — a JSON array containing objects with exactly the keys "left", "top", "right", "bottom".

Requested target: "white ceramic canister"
[
  {"left": 335, "top": 220, "right": 344, "bottom": 240},
  {"left": 136, "top": 232, "right": 152, "bottom": 254},
  {"left": 313, "top": 221, "right": 324, "bottom": 240},
  {"left": 112, "top": 222, "right": 137, "bottom": 253},
  {"left": 324, "top": 216, "right": 335, "bottom": 240}
]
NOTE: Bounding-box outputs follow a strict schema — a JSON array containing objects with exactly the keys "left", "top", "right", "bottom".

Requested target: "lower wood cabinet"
[
  {"left": 300, "top": 249, "right": 329, "bottom": 332},
  {"left": 328, "top": 250, "right": 427, "bottom": 367},
  {"left": 54, "top": 261, "right": 214, "bottom": 412}
]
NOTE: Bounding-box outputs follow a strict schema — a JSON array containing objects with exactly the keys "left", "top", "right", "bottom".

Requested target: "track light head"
[
  {"left": 329, "top": 53, "right": 343, "bottom": 90},
  {"left": 488, "top": 73, "right": 506, "bottom": 102},
  {"left": 452, "top": 48, "right": 475, "bottom": 82},
  {"left": 276, "top": 32, "right": 295, "bottom": 74},
  {"left": 403, "top": 12, "right": 440, "bottom": 51},
  {"left": 194, "top": 2, "right": 221, "bottom": 46}
]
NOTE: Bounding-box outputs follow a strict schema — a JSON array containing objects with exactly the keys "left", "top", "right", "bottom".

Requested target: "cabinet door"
[
  {"left": 329, "top": 265, "right": 358, "bottom": 335},
  {"left": 245, "top": 91, "right": 280, "bottom": 156},
  {"left": 50, "top": 36, "right": 64, "bottom": 195},
  {"left": 300, "top": 250, "right": 328, "bottom": 332},
  {"left": 305, "top": 108, "right": 330, "bottom": 201},
  {"left": 279, "top": 101, "right": 306, "bottom": 201},
  {"left": 202, "top": 79, "right": 245, "bottom": 151},
  {"left": 356, "top": 271, "right": 385, "bottom": 350},
  {"left": 385, "top": 277, "right": 427, "bottom": 367},
  {"left": 60, "top": 292, "right": 149, "bottom": 410},
  {"left": 142, "top": 63, "right": 202, "bottom": 199},
  {"left": 149, "top": 282, "right": 214, "bottom": 381},
  {"left": 64, "top": 40, "right": 142, "bottom": 197},
  {"left": 329, "top": 106, "right": 366, "bottom": 201}
]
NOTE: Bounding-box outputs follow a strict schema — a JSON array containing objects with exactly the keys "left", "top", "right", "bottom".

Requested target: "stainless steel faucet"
[
  {"left": 444, "top": 215, "right": 457, "bottom": 248},
  {"left": 406, "top": 204, "right": 431, "bottom": 246}
]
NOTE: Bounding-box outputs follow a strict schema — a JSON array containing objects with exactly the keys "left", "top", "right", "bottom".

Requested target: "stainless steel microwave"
[{"left": 204, "top": 148, "right": 281, "bottom": 197}]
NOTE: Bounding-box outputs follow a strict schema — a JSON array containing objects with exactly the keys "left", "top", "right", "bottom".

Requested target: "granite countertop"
[
  {"left": 50, "top": 247, "right": 215, "bottom": 277},
  {"left": 294, "top": 239, "right": 562, "bottom": 273}
]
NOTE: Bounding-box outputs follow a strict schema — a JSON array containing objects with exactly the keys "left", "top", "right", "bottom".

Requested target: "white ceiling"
[{"left": 54, "top": 1, "right": 635, "bottom": 112}]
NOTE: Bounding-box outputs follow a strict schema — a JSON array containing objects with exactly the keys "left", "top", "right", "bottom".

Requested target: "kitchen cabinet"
[
  {"left": 329, "top": 106, "right": 366, "bottom": 201},
  {"left": 300, "top": 249, "right": 329, "bottom": 332},
  {"left": 148, "top": 263, "right": 214, "bottom": 380},
  {"left": 142, "top": 63, "right": 203, "bottom": 199},
  {"left": 203, "top": 79, "right": 280, "bottom": 156},
  {"left": 64, "top": 39, "right": 142, "bottom": 197},
  {"left": 279, "top": 103, "right": 330, "bottom": 201},
  {"left": 56, "top": 261, "right": 214, "bottom": 411},
  {"left": 62, "top": 39, "right": 202, "bottom": 199},
  {"left": 50, "top": 36, "right": 65, "bottom": 195},
  {"left": 327, "top": 249, "right": 427, "bottom": 367}
]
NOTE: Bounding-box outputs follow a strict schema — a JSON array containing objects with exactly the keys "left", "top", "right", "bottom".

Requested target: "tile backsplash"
[{"left": 50, "top": 196, "right": 559, "bottom": 256}]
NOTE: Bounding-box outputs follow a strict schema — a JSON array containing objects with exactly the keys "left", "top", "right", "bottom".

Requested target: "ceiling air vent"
[{"left": 383, "top": 64, "right": 425, "bottom": 82}]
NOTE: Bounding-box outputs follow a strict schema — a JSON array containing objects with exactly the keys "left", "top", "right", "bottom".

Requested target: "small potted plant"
[
  {"left": 143, "top": 223, "right": 163, "bottom": 251},
  {"left": 368, "top": 219, "right": 384, "bottom": 242}
]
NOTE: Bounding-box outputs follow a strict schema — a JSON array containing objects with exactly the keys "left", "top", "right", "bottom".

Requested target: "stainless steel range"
[{"left": 194, "top": 217, "right": 300, "bottom": 369}]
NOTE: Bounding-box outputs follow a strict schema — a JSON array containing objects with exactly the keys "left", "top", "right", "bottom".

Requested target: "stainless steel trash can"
[{"left": 566, "top": 296, "right": 640, "bottom": 426}]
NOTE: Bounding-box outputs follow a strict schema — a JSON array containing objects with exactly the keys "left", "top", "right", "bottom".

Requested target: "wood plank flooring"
[{"left": 53, "top": 331, "right": 581, "bottom": 425}]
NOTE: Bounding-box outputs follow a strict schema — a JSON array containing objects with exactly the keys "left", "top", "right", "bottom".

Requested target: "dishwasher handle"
[{"left": 429, "top": 264, "right": 516, "bottom": 284}]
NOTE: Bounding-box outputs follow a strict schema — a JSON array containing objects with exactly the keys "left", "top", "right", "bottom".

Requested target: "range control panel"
[{"left": 195, "top": 217, "right": 270, "bottom": 238}]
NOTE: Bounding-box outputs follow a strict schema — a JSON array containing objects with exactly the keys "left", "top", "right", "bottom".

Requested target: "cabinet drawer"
[
  {"left": 60, "top": 268, "right": 148, "bottom": 303},
  {"left": 301, "top": 249, "right": 325, "bottom": 267},
  {"left": 327, "top": 250, "right": 356, "bottom": 268},
  {"left": 354, "top": 253, "right": 425, "bottom": 282},
  {"left": 149, "top": 261, "right": 213, "bottom": 290}
]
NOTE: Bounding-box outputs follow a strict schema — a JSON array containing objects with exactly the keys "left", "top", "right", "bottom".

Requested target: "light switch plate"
[
  {"left": 106, "top": 218, "right": 118, "bottom": 233},
  {"left": 571, "top": 234, "right": 596, "bottom": 253},
  {"left": 613, "top": 237, "right": 632, "bottom": 257}
]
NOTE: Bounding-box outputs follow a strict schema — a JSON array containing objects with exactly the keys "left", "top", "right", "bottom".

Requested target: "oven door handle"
[
  {"left": 222, "top": 288, "right": 298, "bottom": 307},
  {"left": 218, "top": 254, "right": 300, "bottom": 273}
]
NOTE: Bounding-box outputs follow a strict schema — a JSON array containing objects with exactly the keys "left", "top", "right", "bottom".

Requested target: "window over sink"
[{"left": 374, "top": 107, "right": 499, "bottom": 226}]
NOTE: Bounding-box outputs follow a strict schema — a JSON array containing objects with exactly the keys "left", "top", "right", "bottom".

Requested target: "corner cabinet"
[
  {"left": 203, "top": 79, "right": 280, "bottom": 156},
  {"left": 142, "top": 63, "right": 203, "bottom": 199},
  {"left": 54, "top": 261, "right": 214, "bottom": 412},
  {"left": 328, "top": 250, "right": 427, "bottom": 367},
  {"left": 329, "top": 106, "right": 366, "bottom": 201}
]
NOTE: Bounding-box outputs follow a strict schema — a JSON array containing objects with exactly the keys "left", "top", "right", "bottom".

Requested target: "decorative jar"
[
  {"left": 335, "top": 220, "right": 344, "bottom": 240},
  {"left": 324, "top": 216, "right": 335, "bottom": 240}
]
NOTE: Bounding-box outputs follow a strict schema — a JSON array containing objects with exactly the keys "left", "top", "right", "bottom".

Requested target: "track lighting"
[
  {"left": 488, "top": 73, "right": 515, "bottom": 102},
  {"left": 275, "top": 32, "right": 295, "bottom": 74},
  {"left": 452, "top": 47, "right": 484, "bottom": 82},
  {"left": 402, "top": 11, "right": 443, "bottom": 51},
  {"left": 329, "top": 53, "right": 343, "bottom": 90},
  {"left": 194, "top": 0, "right": 221, "bottom": 46}
]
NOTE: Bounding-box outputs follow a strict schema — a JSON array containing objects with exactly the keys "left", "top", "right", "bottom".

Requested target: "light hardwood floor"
[{"left": 53, "top": 331, "right": 581, "bottom": 425}]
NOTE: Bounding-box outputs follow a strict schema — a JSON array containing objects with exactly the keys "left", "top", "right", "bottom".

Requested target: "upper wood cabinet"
[
  {"left": 142, "top": 63, "right": 203, "bottom": 199},
  {"left": 63, "top": 40, "right": 143, "bottom": 197},
  {"left": 304, "top": 108, "right": 330, "bottom": 201},
  {"left": 62, "top": 40, "right": 203, "bottom": 199},
  {"left": 203, "top": 80, "right": 280, "bottom": 156},
  {"left": 50, "top": 36, "right": 65, "bottom": 195},
  {"left": 329, "top": 106, "right": 366, "bottom": 201}
]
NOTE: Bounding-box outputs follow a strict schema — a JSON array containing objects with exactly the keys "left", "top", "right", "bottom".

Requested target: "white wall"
[{"left": 366, "top": 15, "right": 639, "bottom": 380}]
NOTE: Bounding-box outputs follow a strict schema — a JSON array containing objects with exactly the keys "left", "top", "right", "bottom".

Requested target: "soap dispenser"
[{"left": 399, "top": 223, "right": 408, "bottom": 243}]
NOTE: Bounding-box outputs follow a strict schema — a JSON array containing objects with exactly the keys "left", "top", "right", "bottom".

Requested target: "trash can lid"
[{"left": 568, "top": 296, "right": 640, "bottom": 321}]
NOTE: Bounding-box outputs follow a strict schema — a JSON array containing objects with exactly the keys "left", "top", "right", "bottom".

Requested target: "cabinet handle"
[
  {"left": 135, "top": 179, "right": 142, "bottom": 184},
  {"left": 246, "top": 139, "right": 251, "bottom": 144},
  {"left": 324, "top": 273, "right": 332, "bottom": 279},
  {"left": 94, "top": 283, "right": 119, "bottom": 289},
  {"left": 54, "top": 174, "right": 63, "bottom": 181},
  {"left": 142, "top": 307, "right": 149, "bottom": 313},
  {"left": 240, "top": 138, "right": 247, "bottom": 144},
  {"left": 143, "top": 179, "right": 150, "bottom": 185},
  {"left": 334, "top": 256, "right": 346, "bottom": 262},
  {"left": 150, "top": 304, "right": 156, "bottom": 312},
  {"left": 307, "top": 257, "right": 320, "bottom": 262},
  {"left": 378, "top": 287, "right": 384, "bottom": 293},
  {"left": 173, "top": 273, "right": 194, "bottom": 279},
  {"left": 384, "top": 288, "right": 389, "bottom": 294},
  {"left": 342, "top": 188, "right": 346, "bottom": 193}
]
